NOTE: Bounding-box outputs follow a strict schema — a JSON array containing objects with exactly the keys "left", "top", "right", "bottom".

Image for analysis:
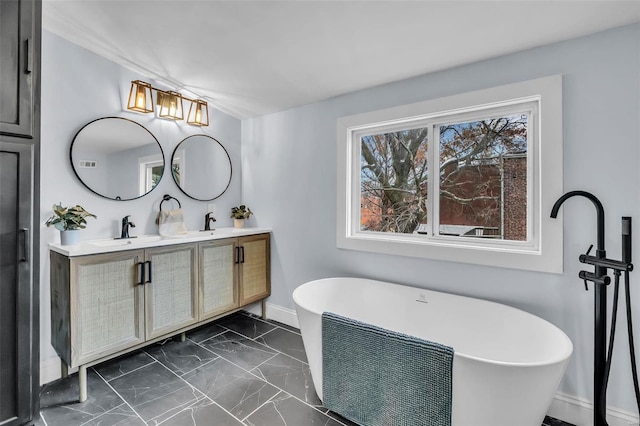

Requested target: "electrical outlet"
[{"left": 207, "top": 203, "right": 216, "bottom": 215}]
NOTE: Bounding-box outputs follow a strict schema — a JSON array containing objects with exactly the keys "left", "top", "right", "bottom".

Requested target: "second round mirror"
[{"left": 171, "top": 134, "right": 232, "bottom": 201}]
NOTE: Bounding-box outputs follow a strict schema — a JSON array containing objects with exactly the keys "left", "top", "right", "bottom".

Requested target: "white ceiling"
[{"left": 43, "top": 0, "right": 640, "bottom": 119}]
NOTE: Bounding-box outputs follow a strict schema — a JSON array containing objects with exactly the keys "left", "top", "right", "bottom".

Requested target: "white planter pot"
[
  {"left": 60, "top": 230, "right": 81, "bottom": 245},
  {"left": 233, "top": 219, "right": 245, "bottom": 229}
]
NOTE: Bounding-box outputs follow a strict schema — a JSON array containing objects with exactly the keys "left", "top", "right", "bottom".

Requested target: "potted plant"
[
  {"left": 45, "top": 203, "right": 97, "bottom": 245},
  {"left": 230, "top": 204, "right": 253, "bottom": 228}
]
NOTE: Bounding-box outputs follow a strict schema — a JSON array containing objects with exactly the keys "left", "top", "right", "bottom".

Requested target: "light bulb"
[{"left": 136, "top": 86, "right": 146, "bottom": 109}]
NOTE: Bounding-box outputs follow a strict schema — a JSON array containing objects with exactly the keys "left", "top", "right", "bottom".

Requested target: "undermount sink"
[{"left": 90, "top": 235, "right": 163, "bottom": 247}]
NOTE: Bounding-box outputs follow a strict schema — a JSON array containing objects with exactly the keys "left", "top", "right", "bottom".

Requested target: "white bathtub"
[{"left": 293, "top": 277, "right": 572, "bottom": 426}]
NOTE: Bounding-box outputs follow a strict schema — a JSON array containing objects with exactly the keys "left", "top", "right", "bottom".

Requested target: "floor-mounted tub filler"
[{"left": 293, "top": 277, "right": 573, "bottom": 426}]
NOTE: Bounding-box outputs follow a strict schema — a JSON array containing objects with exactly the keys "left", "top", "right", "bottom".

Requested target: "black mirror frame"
[
  {"left": 171, "top": 134, "right": 232, "bottom": 201},
  {"left": 70, "top": 116, "right": 165, "bottom": 201}
]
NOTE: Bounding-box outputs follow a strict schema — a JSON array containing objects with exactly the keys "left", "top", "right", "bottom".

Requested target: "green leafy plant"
[
  {"left": 45, "top": 203, "right": 97, "bottom": 231},
  {"left": 230, "top": 205, "right": 253, "bottom": 220}
]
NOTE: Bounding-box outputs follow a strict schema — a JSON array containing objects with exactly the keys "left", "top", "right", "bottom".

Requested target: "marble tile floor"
[{"left": 36, "top": 312, "right": 574, "bottom": 426}]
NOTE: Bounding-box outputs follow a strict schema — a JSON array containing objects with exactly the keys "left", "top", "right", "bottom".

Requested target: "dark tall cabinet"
[{"left": 0, "top": 1, "right": 41, "bottom": 425}]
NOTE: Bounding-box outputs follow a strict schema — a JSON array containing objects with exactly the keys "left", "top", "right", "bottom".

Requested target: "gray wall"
[
  {"left": 39, "top": 31, "right": 243, "bottom": 379},
  {"left": 242, "top": 24, "right": 640, "bottom": 413}
]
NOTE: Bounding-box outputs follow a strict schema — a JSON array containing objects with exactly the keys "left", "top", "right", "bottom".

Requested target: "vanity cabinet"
[
  {"left": 51, "top": 244, "right": 198, "bottom": 367},
  {"left": 237, "top": 234, "right": 271, "bottom": 306},
  {"left": 144, "top": 245, "right": 198, "bottom": 339},
  {"left": 50, "top": 250, "right": 146, "bottom": 367},
  {"left": 199, "top": 239, "right": 238, "bottom": 319},
  {"left": 199, "top": 234, "right": 270, "bottom": 320},
  {"left": 50, "top": 231, "right": 270, "bottom": 402}
]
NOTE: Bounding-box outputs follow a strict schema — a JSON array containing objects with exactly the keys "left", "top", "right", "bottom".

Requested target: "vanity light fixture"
[
  {"left": 127, "top": 80, "right": 154, "bottom": 113},
  {"left": 126, "top": 80, "right": 209, "bottom": 126},
  {"left": 157, "top": 91, "right": 184, "bottom": 120},
  {"left": 187, "top": 99, "right": 209, "bottom": 126}
]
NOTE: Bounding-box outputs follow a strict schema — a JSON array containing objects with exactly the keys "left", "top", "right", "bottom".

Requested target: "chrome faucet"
[
  {"left": 121, "top": 215, "right": 136, "bottom": 239},
  {"left": 204, "top": 212, "right": 216, "bottom": 231}
]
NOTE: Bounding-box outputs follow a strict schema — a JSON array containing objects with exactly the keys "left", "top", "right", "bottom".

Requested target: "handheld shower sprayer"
[{"left": 551, "top": 191, "right": 639, "bottom": 426}]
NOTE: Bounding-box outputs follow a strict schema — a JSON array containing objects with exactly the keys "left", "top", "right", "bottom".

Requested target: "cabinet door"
[
  {"left": 0, "top": 0, "right": 37, "bottom": 138},
  {"left": 238, "top": 234, "right": 270, "bottom": 306},
  {"left": 145, "top": 245, "right": 198, "bottom": 339},
  {"left": 0, "top": 143, "right": 33, "bottom": 425},
  {"left": 199, "top": 239, "right": 238, "bottom": 320},
  {"left": 71, "top": 251, "right": 145, "bottom": 366}
]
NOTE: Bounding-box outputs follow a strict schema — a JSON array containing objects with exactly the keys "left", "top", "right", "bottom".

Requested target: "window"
[{"left": 337, "top": 76, "right": 563, "bottom": 273}]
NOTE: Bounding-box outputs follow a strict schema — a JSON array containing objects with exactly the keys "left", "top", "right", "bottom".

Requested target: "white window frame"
[
  {"left": 336, "top": 76, "right": 564, "bottom": 273},
  {"left": 138, "top": 154, "right": 164, "bottom": 196}
]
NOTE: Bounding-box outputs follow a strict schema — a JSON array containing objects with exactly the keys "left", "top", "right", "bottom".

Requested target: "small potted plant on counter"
[
  {"left": 230, "top": 204, "right": 253, "bottom": 228},
  {"left": 45, "top": 203, "right": 97, "bottom": 245}
]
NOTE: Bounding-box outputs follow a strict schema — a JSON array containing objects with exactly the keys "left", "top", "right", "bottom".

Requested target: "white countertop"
[{"left": 49, "top": 227, "right": 272, "bottom": 257}]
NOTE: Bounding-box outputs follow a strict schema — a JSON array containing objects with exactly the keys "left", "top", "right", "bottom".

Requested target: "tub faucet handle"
[{"left": 582, "top": 244, "right": 594, "bottom": 291}]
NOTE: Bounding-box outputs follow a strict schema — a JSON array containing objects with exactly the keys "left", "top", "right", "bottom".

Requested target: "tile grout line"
[
  {"left": 155, "top": 394, "right": 235, "bottom": 426},
  {"left": 96, "top": 354, "right": 157, "bottom": 382},
  {"left": 188, "top": 326, "right": 228, "bottom": 345},
  {"left": 185, "top": 325, "right": 334, "bottom": 425},
  {"left": 38, "top": 411, "right": 49, "bottom": 426},
  {"left": 76, "top": 402, "right": 127, "bottom": 426},
  {"left": 93, "top": 366, "right": 150, "bottom": 426},
  {"left": 145, "top": 346, "right": 247, "bottom": 426},
  {"left": 239, "top": 390, "right": 285, "bottom": 424},
  {"left": 227, "top": 317, "right": 351, "bottom": 425}
]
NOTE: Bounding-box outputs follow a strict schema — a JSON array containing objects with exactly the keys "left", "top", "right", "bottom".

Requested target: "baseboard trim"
[
  {"left": 549, "top": 392, "right": 639, "bottom": 426},
  {"left": 243, "top": 301, "right": 299, "bottom": 329},
  {"left": 40, "top": 356, "right": 62, "bottom": 386}
]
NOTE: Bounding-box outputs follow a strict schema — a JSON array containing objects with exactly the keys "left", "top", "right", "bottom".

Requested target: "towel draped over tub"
[{"left": 322, "top": 312, "right": 454, "bottom": 426}]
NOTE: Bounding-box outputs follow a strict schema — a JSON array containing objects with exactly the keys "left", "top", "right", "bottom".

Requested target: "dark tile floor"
[{"left": 36, "top": 312, "right": 574, "bottom": 426}]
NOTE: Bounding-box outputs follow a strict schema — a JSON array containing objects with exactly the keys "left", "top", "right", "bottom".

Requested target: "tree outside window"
[{"left": 360, "top": 114, "right": 528, "bottom": 241}]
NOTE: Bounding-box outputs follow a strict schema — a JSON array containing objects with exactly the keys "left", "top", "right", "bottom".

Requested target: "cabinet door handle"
[
  {"left": 234, "top": 246, "right": 239, "bottom": 264},
  {"left": 20, "top": 228, "right": 29, "bottom": 262},
  {"left": 137, "top": 262, "right": 145, "bottom": 285},
  {"left": 145, "top": 260, "right": 152, "bottom": 283},
  {"left": 24, "top": 38, "right": 32, "bottom": 74},
  {"left": 240, "top": 246, "right": 245, "bottom": 263}
]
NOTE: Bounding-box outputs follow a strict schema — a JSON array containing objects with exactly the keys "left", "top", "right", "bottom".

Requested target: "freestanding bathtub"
[{"left": 293, "top": 277, "right": 573, "bottom": 426}]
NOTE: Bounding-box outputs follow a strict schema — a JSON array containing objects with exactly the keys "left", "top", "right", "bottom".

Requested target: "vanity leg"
[
  {"left": 79, "top": 365, "right": 87, "bottom": 403},
  {"left": 60, "top": 359, "right": 68, "bottom": 379},
  {"left": 261, "top": 299, "right": 267, "bottom": 320},
  {"left": 180, "top": 332, "right": 186, "bottom": 342}
]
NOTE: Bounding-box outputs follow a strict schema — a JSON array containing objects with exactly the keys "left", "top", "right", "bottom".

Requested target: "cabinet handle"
[
  {"left": 234, "top": 246, "right": 239, "bottom": 264},
  {"left": 24, "top": 39, "right": 32, "bottom": 74},
  {"left": 20, "top": 228, "right": 29, "bottom": 262},
  {"left": 240, "top": 246, "right": 245, "bottom": 263},
  {"left": 145, "top": 260, "right": 152, "bottom": 283},
  {"left": 137, "top": 262, "right": 145, "bottom": 285}
]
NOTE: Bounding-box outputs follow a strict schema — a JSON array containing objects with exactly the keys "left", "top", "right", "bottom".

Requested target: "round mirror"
[
  {"left": 171, "top": 134, "right": 232, "bottom": 201},
  {"left": 70, "top": 117, "right": 164, "bottom": 200}
]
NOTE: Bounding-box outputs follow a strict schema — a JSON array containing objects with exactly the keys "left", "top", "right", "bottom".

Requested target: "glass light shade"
[
  {"left": 187, "top": 99, "right": 209, "bottom": 126},
  {"left": 127, "top": 80, "right": 154, "bottom": 113},
  {"left": 157, "top": 91, "right": 184, "bottom": 120}
]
